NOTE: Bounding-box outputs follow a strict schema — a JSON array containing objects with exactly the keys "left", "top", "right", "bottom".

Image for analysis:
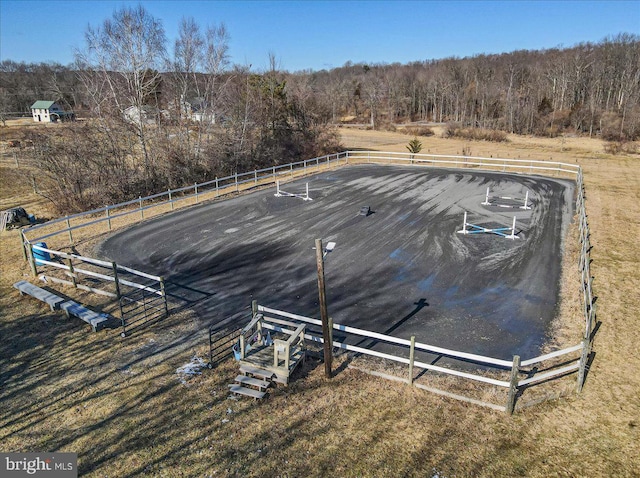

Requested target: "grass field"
[{"left": 1, "top": 125, "right": 639, "bottom": 477}]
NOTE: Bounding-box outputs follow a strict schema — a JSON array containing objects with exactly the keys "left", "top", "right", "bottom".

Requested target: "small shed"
[{"left": 30, "top": 101, "right": 73, "bottom": 123}]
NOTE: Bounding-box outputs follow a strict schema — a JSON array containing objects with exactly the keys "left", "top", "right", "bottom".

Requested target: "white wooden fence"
[
  {"left": 26, "top": 243, "right": 167, "bottom": 337},
  {"left": 257, "top": 305, "right": 587, "bottom": 414},
  {"left": 17, "top": 150, "right": 592, "bottom": 402},
  {"left": 21, "top": 151, "right": 580, "bottom": 247}
]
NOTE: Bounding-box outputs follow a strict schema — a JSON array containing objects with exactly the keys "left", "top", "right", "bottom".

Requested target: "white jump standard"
[
  {"left": 481, "top": 187, "right": 531, "bottom": 210},
  {"left": 274, "top": 181, "right": 312, "bottom": 201},
  {"left": 457, "top": 212, "right": 519, "bottom": 240}
]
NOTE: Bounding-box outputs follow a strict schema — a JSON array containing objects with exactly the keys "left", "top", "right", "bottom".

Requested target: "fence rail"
[
  {"left": 16, "top": 150, "right": 593, "bottom": 408},
  {"left": 22, "top": 152, "right": 350, "bottom": 246},
  {"left": 26, "top": 243, "right": 168, "bottom": 337},
  {"left": 257, "top": 305, "right": 586, "bottom": 413},
  {"left": 21, "top": 150, "right": 580, "bottom": 247}
]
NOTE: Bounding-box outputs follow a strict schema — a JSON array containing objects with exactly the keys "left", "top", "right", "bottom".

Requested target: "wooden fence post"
[
  {"left": 160, "top": 276, "right": 168, "bottom": 318},
  {"left": 408, "top": 335, "right": 416, "bottom": 385},
  {"left": 315, "top": 238, "right": 332, "bottom": 378},
  {"left": 20, "top": 231, "right": 28, "bottom": 262},
  {"left": 105, "top": 206, "right": 112, "bottom": 231},
  {"left": 252, "top": 300, "right": 258, "bottom": 317},
  {"left": 112, "top": 262, "right": 125, "bottom": 337},
  {"left": 67, "top": 258, "right": 77, "bottom": 288},
  {"left": 576, "top": 338, "right": 590, "bottom": 393},
  {"left": 506, "top": 355, "right": 521, "bottom": 415},
  {"left": 27, "top": 243, "right": 37, "bottom": 277},
  {"left": 65, "top": 216, "right": 73, "bottom": 245}
]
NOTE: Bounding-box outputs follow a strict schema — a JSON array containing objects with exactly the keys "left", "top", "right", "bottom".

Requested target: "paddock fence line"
[
  {"left": 345, "top": 150, "right": 581, "bottom": 179},
  {"left": 21, "top": 151, "right": 579, "bottom": 248},
  {"left": 17, "top": 150, "right": 593, "bottom": 396},
  {"left": 21, "top": 152, "right": 350, "bottom": 248},
  {"left": 257, "top": 305, "right": 586, "bottom": 414},
  {"left": 26, "top": 243, "right": 168, "bottom": 337},
  {"left": 575, "top": 168, "right": 595, "bottom": 391}
]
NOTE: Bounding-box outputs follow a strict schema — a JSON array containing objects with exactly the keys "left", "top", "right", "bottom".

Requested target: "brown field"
[{"left": 1, "top": 125, "right": 639, "bottom": 477}]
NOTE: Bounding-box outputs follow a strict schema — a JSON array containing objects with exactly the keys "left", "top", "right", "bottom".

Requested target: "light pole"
[{"left": 315, "top": 238, "right": 333, "bottom": 378}]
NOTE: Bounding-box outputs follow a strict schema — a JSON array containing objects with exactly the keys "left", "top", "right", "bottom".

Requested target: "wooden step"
[
  {"left": 228, "top": 384, "right": 266, "bottom": 399},
  {"left": 239, "top": 364, "right": 276, "bottom": 381},
  {"left": 234, "top": 375, "right": 271, "bottom": 391}
]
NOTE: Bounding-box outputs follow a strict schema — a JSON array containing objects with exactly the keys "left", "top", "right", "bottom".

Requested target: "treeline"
[
  {"left": 306, "top": 33, "right": 640, "bottom": 140},
  {"left": 0, "top": 6, "right": 638, "bottom": 213}
]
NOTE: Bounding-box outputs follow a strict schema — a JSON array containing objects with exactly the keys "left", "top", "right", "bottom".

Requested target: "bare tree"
[{"left": 76, "top": 5, "right": 167, "bottom": 182}]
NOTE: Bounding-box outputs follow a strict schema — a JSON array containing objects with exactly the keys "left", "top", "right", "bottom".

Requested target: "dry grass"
[{"left": 1, "top": 127, "right": 639, "bottom": 477}]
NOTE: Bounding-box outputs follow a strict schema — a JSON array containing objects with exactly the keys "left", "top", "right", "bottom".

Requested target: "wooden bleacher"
[{"left": 14, "top": 280, "right": 109, "bottom": 332}]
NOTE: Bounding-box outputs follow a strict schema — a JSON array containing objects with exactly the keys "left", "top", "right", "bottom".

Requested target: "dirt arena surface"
[{"left": 97, "top": 164, "right": 574, "bottom": 362}]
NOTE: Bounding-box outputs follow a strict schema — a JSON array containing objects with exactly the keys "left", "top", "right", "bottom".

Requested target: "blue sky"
[{"left": 1, "top": 1, "right": 638, "bottom": 72}]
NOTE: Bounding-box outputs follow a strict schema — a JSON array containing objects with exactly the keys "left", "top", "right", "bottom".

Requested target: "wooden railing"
[
  {"left": 273, "top": 323, "right": 306, "bottom": 370},
  {"left": 16, "top": 149, "right": 592, "bottom": 407},
  {"left": 258, "top": 305, "right": 588, "bottom": 414},
  {"left": 26, "top": 243, "right": 167, "bottom": 337},
  {"left": 20, "top": 150, "right": 580, "bottom": 249}
]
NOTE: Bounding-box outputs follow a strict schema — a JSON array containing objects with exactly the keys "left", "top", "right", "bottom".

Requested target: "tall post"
[
  {"left": 215, "top": 177, "right": 219, "bottom": 197},
  {"left": 252, "top": 299, "right": 258, "bottom": 317},
  {"left": 139, "top": 197, "right": 144, "bottom": 219},
  {"left": 168, "top": 189, "right": 173, "bottom": 210},
  {"left": 506, "top": 355, "right": 521, "bottom": 414},
  {"left": 315, "top": 238, "right": 332, "bottom": 378},
  {"left": 235, "top": 172, "right": 239, "bottom": 192},
  {"left": 194, "top": 183, "right": 199, "bottom": 203}
]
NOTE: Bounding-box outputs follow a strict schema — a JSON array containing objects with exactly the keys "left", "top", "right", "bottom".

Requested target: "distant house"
[
  {"left": 123, "top": 105, "right": 169, "bottom": 126},
  {"left": 30, "top": 100, "right": 74, "bottom": 123},
  {"left": 180, "top": 97, "right": 219, "bottom": 124}
]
